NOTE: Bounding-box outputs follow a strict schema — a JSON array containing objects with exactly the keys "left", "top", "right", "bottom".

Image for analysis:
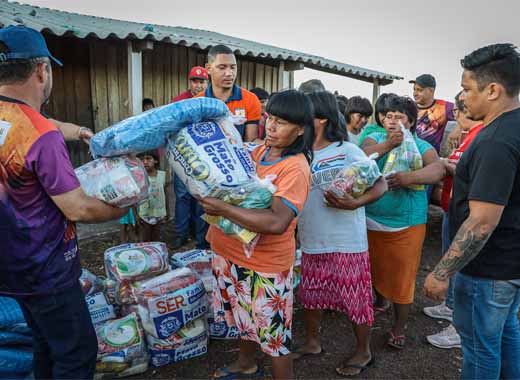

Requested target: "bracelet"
[{"left": 78, "top": 126, "right": 92, "bottom": 139}]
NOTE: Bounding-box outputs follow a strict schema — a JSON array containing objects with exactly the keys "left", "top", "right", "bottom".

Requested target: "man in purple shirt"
[{"left": 0, "top": 26, "right": 128, "bottom": 379}]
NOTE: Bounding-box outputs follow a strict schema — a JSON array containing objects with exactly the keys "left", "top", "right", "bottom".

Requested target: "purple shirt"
[{"left": 0, "top": 96, "right": 81, "bottom": 295}]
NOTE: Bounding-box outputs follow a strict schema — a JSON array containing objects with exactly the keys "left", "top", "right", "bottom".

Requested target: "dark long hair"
[
  {"left": 307, "top": 91, "right": 348, "bottom": 145},
  {"left": 374, "top": 93, "right": 399, "bottom": 127},
  {"left": 266, "top": 90, "right": 314, "bottom": 163}
]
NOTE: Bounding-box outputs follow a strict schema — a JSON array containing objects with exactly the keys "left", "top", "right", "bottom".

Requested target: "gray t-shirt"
[{"left": 298, "top": 141, "right": 369, "bottom": 254}]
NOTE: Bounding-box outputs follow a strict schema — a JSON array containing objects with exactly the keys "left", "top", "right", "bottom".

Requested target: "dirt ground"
[{"left": 80, "top": 207, "right": 462, "bottom": 380}]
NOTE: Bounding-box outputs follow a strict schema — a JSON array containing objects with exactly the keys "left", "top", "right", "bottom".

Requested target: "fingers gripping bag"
[
  {"left": 90, "top": 97, "right": 230, "bottom": 158},
  {"left": 76, "top": 155, "right": 150, "bottom": 207},
  {"left": 104, "top": 242, "right": 169, "bottom": 284},
  {"left": 382, "top": 123, "right": 424, "bottom": 190},
  {"left": 147, "top": 319, "right": 208, "bottom": 367},
  {"left": 328, "top": 153, "right": 381, "bottom": 198},
  {"left": 129, "top": 269, "right": 208, "bottom": 339}
]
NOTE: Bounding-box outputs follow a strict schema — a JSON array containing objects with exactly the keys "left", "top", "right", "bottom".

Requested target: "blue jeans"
[
  {"left": 441, "top": 212, "right": 456, "bottom": 310},
  {"left": 173, "top": 175, "right": 209, "bottom": 248},
  {"left": 453, "top": 273, "right": 520, "bottom": 380},
  {"left": 16, "top": 283, "right": 98, "bottom": 380}
]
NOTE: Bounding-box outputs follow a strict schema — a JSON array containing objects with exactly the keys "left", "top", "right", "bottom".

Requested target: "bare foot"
[
  {"left": 336, "top": 352, "right": 373, "bottom": 377},
  {"left": 213, "top": 361, "right": 258, "bottom": 378}
]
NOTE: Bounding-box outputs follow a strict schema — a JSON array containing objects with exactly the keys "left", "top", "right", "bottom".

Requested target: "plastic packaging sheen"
[
  {"left": 104, "top": 242, "right": 169, "bottom": 283},
  {"left": 327, "top": 153, "right": 381, "bottom": 198},
  {"left": 76, "top": 156, "right": 150, "bottom": 207},
  {"left": 169, "top": 250, "right": 215, "bottom": 292},
  {"left": 382, "top": 124, "right": 424, "bottom": 190},
  {"left": 90, "top": 97, "right": 230, "bottom": 158}
]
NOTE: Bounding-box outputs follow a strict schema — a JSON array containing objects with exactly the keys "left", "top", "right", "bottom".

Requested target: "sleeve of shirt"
[
  {"left": 467, "top": 140, "right": 518, "bottom": 205},
  {"left": 416, "top": 138, "right": 435, "bottom": 155},
  {"left": 246, "top": 94, "right": 262, "bottom": 124},
  {"left": 28, "top": 131, "right": 80, "bottom": 196},
  {"left": 273, "top": 160, "right": 310, "bottom": 216}
]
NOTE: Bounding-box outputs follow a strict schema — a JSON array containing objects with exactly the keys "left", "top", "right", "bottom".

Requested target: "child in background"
[
  {"left": 137, "top": 150, "right": 168, "bottom": 242},
  {"left": 119, "top": 209, "right": 139, "bottom": 243}
]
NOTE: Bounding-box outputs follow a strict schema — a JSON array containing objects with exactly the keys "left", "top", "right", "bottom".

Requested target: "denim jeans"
[
  {"left": 453, "top": 273, "right": 520, "bottom": 380},
  {"left": 173, "top": 174, "right": 209, "bottom": 248},
  {"left": 441, "top": 212, "right": 456, "bottom": 310},
  {"left": 16, "top": 283, "right": 98, "bottom": 380}
]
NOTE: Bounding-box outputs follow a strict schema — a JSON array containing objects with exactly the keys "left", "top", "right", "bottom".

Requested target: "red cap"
[{"left": 188, "top": 66, "right": 209, "bottom": 80}]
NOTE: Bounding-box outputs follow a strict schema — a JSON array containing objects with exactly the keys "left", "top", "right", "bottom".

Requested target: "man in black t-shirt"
[{"left": 424, "top": 44, "right": 520, "bottom": 379}]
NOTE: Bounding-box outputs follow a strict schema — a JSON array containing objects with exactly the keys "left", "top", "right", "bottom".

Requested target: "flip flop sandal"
[
  {"left": 291, "top": 347, "right": 325, "bottom": 361},
  {"left": 373, "top": 303, "right": 391, "bottom": 316},
  {"left": 335, "top": 357, "right": 375, "bottom": 378},
  {"left": 213, "top": 366, "right": 264, "bottom": 380},
  {"left": 387, "top": 331, "right": 406, "bottom": 350}
]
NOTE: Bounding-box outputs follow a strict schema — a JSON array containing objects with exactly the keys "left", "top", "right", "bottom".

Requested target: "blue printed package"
[
  {"left": 86, "top": 292, "right": 116, "bottom": 325},
  {"left": 147, "top": 319, "right": 208, "bottom": 367},
  {"left": 90, "top": 97, "right": 230, "bottom": 158},
  {"left": 207, "top": 317, "right": 239, "bottom": 340}
]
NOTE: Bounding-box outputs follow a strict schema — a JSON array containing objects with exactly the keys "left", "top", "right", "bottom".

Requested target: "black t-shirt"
[{"left": 449, "top": 108, "right": 520, "bottom": 280}]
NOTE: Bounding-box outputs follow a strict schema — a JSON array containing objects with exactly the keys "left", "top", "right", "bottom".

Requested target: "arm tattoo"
[{"left": 432, "top": 218, "right": 493, "bottom": 281}]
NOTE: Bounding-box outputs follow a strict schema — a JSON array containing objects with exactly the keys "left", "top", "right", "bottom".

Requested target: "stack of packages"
[
  {"left": 0, "top": 297, "right": 32, "bottom": 379},
  {"left": 170, "top": 249, "right": 239, "bottom": 340},
  {"left": 80, "top": 269, "right": 117, "bottom": 326},
  {"left": 105, "top": 242, "right": 209, "bottom": 368}
]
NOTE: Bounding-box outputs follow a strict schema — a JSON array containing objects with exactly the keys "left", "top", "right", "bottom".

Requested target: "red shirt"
[
  {"left": 171, "top": 90, "right": 194, "bottom": 103},
  {"left": 441, "top": 123, "right": 485, "bottom": 211}
]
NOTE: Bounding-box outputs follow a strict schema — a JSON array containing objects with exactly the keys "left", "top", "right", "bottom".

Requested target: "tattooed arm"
[{"left": 424, "top": 200, "right": 504, "bottom": 300}]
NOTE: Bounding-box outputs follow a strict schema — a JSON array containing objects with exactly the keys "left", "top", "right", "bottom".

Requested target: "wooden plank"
[
  {"left": 196, "top": 52, "right": 206, "bottom": 67},
  {"left": 255, "top": 63, "right": 264, "bottom": 88},
  {"left": 49, "top": 37, "right": 66, "bottom": 121},
  {"left": 72, "top": 39, "right": 94, "bottom": 129},
  {"left": 62, "top": 41, "right": 76, "bottom": 121},
  {"left": 89, "top": 39, "right": 109, "bottom": 131},
  {"left": 164, "top": 45, "right": 172, "bottom": 103},
  {"left": 153, "top": 43, "right": 165, "bottom": 106},
  {"left": 188, "top": 48, "right": 197, "bottom": 72},
  {"left": 264, "top": 65, "right": 273, "bottom": 93},
  {"left": 171, "top": 46, "right": 180, "bottom": 98},
  {"left": 117, "top": 42, "right": 130, "bottom": 120},
  {"left": 106, "top": 42, "right": 120, "bottom": 125},
  {"left": 238, "top": 60, "right": 247, "bottom": 88},
  {"left": 272, "top": 66, "right": 279, "bottom": 92},
  {"left": 178, "top": 46, "right": 188, "bottom": 90},
  {"left": 142, "top": 50, "right": 154, "bottom": 102},
  {"left": 247, "top": 61, "right": 255, "bottom": 90}
]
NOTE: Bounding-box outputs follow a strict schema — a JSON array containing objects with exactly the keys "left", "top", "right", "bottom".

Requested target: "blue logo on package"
[
  {"left": 151, "top": 352, "right": 172, "bottom": 367},
  {"left": 188, "top": 121, "right": 225, "bottom": 145},
  {"left": 156, "top": 311, "right": 184, "bottom": 338}
]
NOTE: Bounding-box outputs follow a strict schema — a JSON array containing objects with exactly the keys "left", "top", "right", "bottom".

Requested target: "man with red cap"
[{"left": 171, "top": 66, "right": 209, "bottom": 102}]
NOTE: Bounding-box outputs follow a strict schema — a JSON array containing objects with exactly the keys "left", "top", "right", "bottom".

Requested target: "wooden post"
[
  {"left": 127, "top": 41, "right": 143, "bottom": 116},
  {"left": 277, "top": 61, "right": 285, "bottom": 91},
  {"left": 371, "top": 79, "right": 380, "bottom": 122}
]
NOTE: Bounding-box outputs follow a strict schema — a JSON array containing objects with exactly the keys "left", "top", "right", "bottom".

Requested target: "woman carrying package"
[
  {"left": 198, "top": 90, "right": 314, "bottom": 380},
  {"left": 293, "top": 91, "right": 387, "bottom": 378},
  {"left": 361, "top": 96, "right": 445, "bottom": 349}
]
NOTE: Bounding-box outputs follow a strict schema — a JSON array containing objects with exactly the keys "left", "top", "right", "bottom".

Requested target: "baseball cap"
[
  {"left": 0, "top": 25, "right": 62, "bottom": 66},
  {"left": 188, "top": 66, "right": 208, "bottom": 80},
  {"left": 409, "top": 74, "right": 436, "bottom": 89}
]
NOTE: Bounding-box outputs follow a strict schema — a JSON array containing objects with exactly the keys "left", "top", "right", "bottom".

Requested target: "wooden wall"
[{"left": 142, "top": 43, "right": 281, "bottom": 105}]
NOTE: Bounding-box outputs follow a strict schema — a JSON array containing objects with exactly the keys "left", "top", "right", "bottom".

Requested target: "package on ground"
[
  {"left": 105, "top": 242, "right": 169, "bottom": 284},
  {"left": 147, "top": 318, "right": 208, "bottom": 367},
  {"left": 207, "top": 317, "right": 239, "bottom": 340},
  {"left": 0, "top": 297, "right": 33, "bottom": 378},
  {"left": 170, "top": 250, "right": 215, "bottom": 292},
  {"left": 86, "top": 292, "right": 117, "bottom": 326},
  {"left": 80, "top": 268, "right": 106, "bottom": 297},
  {"left": 76, "top": 156, "right": 150, "bottom": 208},
  {"left": 94, "top": 312, "right": 148, "bottom": 378},
  {"left": 127, "top": 269, "right": 208, "bottom": 339},
  {"left": 327, "top": 153, "right": 381, "bottom": 198},
  {"left": 90, "top": 97, "right": 230, "bottom": 158}
]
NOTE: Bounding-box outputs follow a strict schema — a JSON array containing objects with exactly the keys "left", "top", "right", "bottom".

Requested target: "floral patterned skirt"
[{"left": 211, "top": 254, "right": 294, "bottom": 356}]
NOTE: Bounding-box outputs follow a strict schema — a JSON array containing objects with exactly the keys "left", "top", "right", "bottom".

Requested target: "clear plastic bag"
[
  {"left": 90, "top": 97, "right": 230, "bottom": 158},
  {"left": 104, "top": 242, "right": 169, "bottom": 283},
  {"left": 327, "top": 153, "right": 381, "bottom": 198},
  {"left": 382, "top": 124, "right": 424, "bottom": 190},
  {"left": 76, "top": 156, "right": 150, "bottom": 207},
  {"left": 170, "top": 250, "right": 215, "bottom": 293}
]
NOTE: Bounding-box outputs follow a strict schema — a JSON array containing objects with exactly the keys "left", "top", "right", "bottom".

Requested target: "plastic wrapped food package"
[
  {"left": 104, "top": 242, "right": 169, "bottom": 283},
  {"left": 86, "top": 292, "right": 116, "bottom": 326},
  {"left": 80, "top": 269, "right": 106, "bottom": 296},
  {"left": 90, "top": 97, "right": 230, "bottom": 158},
  {"left": 207, "top": 317, "right": 240, "bottom": 340},
  {"left": 76, "top": 156, "right": 150, "bottom": 208},
  {"left": 327, "top": 153, "right": 381, "bottom": 198},
  {"left": 170, "top": 250, "right": 215, "bottom": 292},
  {"left": 131, "top": 269, "right": 208, "bottom": 339},
  {"left": 96, "top": 313, "right": 145, "bottom": 358},
  {"left": 382, "top": 124, "right": 425, "bottom": 190},
  {"left": 147, "top": 319, "right": 208, "bottom": 367}
]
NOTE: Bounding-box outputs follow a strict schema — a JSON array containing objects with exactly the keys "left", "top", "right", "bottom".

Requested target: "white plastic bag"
[
  {"left": 76, "top": 156, "right": 150, "bottom": 207},
  {"left": 170, "top": 250, "right": 215, "bottom": 293}
]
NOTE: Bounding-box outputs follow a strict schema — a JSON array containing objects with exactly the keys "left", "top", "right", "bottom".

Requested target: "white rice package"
[
  {"left": 76, "top": 156, "right": 150, "bottom": 208},
  {"left": 166, "top": 116, "right": 256, "bottom": 198},
  {"left": 86, "top": 292, "right": 116, "bottom": 326},
  {"left": 147, "top": 319, "right": 208, "bottom": 367},
  {"left": 131, "top": 269, "right": 208, "bottom": 339},
  {"left": 104, "top": 242, "right": 169, "bottom": 284},
  {"left": 170, "top": 250, "right": 215, "bottom": 293},
  {"left": 80, "top": 269, "right": 104, "bottom": 297}
]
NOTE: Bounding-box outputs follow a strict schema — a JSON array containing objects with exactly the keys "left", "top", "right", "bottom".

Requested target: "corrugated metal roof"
[{"left": 0, "top": 0, "right": 402, "bottom": 85}]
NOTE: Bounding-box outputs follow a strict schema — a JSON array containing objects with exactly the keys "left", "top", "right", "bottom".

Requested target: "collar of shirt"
[{"left": 205, "top": 84, "right": 242, "bottom": 103}]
